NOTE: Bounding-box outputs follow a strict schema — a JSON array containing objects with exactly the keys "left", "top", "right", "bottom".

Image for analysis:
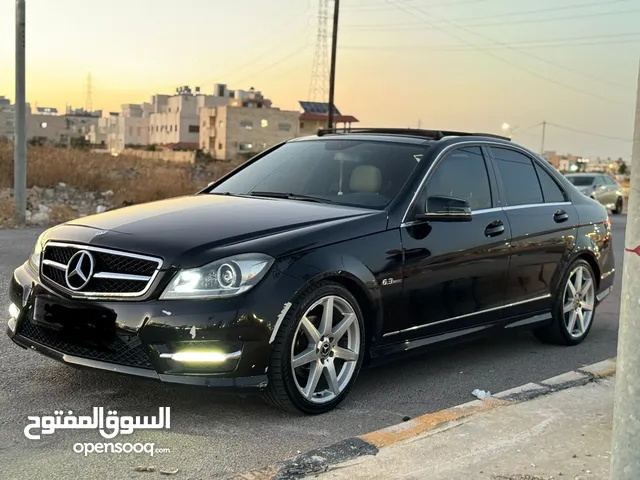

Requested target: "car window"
[
  {"left": 534, "top": 162, "right": 566, "bottom": 203},
  {"left": 594, "top": 176, "right": 605, "bottom": 186},
  {"left": 210, "top": 139, "right": 426, "bottom": 210},
  {"left": 417, "top": 146, "right": 492, "bottom": 213},
  {"left": 605, "top": 176, "right": 617, "bottom": 185},
  {"left": 490, "top": 147, "right": 544, "bottom": 206},
  {"left": 566, "top": 176, "right": 595, "bottom": 186}
]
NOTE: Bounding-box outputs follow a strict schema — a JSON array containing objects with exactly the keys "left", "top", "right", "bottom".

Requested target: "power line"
[
  {"left": 230, "top": 44, "right": 312, "bottom": 87},
  {"left": 344, "top": 6, "right": 640, "bottom": 30},
  {"left": 340, "top": 33, "right": 640, "bottom": 50},
  {"left": 547, "top": 122, "right": 633, "bottom": 142},
  {"left": 342, "top": 0, "right": 488, "bottom": 11},
  {"left": 385, "top": 0, "right": 630, "bottom": 103},
  {"left": 185, "top": 7, "right": 312, "bottom": 92}
]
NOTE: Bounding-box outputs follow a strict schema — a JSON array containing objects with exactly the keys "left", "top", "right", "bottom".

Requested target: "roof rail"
[{"left": 316, "top": 127, "right": 511, "bottom": 141}]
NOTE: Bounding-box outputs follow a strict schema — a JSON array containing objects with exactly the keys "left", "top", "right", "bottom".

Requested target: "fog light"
[
  {"left": 159, "top": 350, "right": 241, "bottom": 363},
  {"left": 9, "top": 303, "right": 20, "bottom": 319}
]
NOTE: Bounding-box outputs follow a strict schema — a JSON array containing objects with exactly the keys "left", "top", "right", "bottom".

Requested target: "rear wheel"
[
  {"left": 264, "top": 282, "right": 365, "bottom": 414},
  {"left": 612, "top": 196, "right": 623, "bottom": 214},
  {"left": 534, "top": 259, "right": 596, "bottom": 346}
]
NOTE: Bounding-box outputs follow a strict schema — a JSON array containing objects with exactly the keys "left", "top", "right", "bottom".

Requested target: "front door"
[{"left": 392, "top": 146, "right": 512, "bottom": 339}]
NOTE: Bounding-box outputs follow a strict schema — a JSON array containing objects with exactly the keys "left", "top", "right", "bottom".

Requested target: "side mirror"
[{"left": 416, "top": 195, "right": 472, "bottom": 222}]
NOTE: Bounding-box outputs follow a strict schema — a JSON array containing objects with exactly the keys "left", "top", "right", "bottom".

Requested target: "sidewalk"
[{"left": 316, "top": 378, "right": 614, "bottom": 480}]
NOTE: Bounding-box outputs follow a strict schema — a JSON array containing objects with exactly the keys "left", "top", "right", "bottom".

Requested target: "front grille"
[
  {"left": 19, "top": 313, "right": 153, "bottom": 369},
  {"left": 41, "top": 243, "right": 163, "bottom": 297}
]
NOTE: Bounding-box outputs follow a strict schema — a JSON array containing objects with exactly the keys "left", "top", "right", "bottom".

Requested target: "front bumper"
[{"left": 7, "top": 261, "right": 300, "bottom": 389}]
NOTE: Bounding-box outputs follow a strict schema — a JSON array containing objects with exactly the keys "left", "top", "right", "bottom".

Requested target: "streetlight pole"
[
  {"left": 610, "top": 58, "right": 640, "bottom": 479},
  {"left": 14, "top": 0, "right": 27, "bottom": 224},
  {"left": 540, "top": 120, "right": 547, "bottom": 155},
  {"left": 327, "top": 0, "right": 340, "bottom": 131}
]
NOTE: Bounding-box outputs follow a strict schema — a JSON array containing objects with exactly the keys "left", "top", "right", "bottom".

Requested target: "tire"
[
  {"left": 263, "top": 281, "right": 366, "bottom": 414},
  {"left": 612, "top": 196, "right": 623, "bottom": 214},
  {"left": 534, "top": 259, "right": 597, "bottom": 346}
]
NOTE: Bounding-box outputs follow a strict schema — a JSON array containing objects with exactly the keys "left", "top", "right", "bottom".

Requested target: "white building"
[
  {"left": 147, "top": 84, "right": 264, "bottom": 147},
  {"left": 0, "top": 96, "right": 16, "bottom": 140},
  {"left": 90, "top": 103, "right": 152, "bottom": 152}
]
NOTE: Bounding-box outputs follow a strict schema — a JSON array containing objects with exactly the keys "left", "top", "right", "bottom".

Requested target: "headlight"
[
  {"left": 29, "top": 232, "right": 46, "bottom": 271},
  {"left": 160, "top": 253, "right": 274, "bottom": 300}
]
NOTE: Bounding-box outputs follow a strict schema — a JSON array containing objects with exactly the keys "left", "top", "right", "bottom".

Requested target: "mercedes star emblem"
[{"left": 65, "top": 250, "right": 95, "bottom": 291}]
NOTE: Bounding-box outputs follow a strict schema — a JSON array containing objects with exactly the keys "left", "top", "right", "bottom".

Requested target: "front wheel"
[
  {"left": 612, "top": 196, "right": 623, "bottom": 214},
  {"left": 264, "top": 282, "right": 365, "bottom": 414},
  {"left": 534, "top": 259, "right": 597, "bottom": 346}
]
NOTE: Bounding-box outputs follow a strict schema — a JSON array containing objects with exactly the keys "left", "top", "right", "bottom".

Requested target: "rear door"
[{"left": 488, "top": 146, "right": 578, "bottom": 318}]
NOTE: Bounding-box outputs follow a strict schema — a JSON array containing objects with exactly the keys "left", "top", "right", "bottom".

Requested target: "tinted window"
[
  {"left": 566, "top": 176, "right": 595, "bottom": 186},
  {"left": 534, "top": 163, "right": 566, "bottom": 203},
  {"left": 605, "top": 176, "right": 617, "bottom": 185},
  {"left": 423, "top": 146, "right": 492, "bottom": 211},
  {"left": 491, "top": 147, "right": 543, "bottom": 206},
  {"left": 595, "top": 176, "right": 605, "bottom": 186},
  {"left": 211, "top": 140, "right": 425, "bottom": 209}
]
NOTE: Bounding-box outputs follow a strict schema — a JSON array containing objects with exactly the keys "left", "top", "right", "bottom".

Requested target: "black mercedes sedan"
[{"left": 7, "top": 128, "right": 615, "bottom": 414}]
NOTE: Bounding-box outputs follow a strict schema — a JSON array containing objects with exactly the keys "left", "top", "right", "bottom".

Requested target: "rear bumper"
[{"left": 6, "top": 261, "right": 301, "bottom": 390}]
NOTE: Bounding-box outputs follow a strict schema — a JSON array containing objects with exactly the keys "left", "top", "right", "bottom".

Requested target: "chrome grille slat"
[{"left": 41, "top": 242, "right": 163, "bottom": 298}]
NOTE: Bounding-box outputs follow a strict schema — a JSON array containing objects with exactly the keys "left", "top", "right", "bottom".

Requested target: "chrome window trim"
[
  {"left": 401, "top": 139, "right": 573, "bottom": 225},
  {"left": 41, "top": 241, "right": 164, "bottom": 299},
  {"left": 382, "top": 293, "right": 551, "bottom": 338},
  {"left": 400, "top": 202, "right": 572, "bottom": 228}
]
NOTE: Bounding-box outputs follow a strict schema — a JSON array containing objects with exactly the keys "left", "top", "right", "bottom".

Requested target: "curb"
[{"left": 229, "top": 357, "right": 617, "bottom": 480}]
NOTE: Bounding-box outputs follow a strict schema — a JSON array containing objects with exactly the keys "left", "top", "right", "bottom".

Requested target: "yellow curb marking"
[
  {"left": 579, "top": 357, "right": 617, "bottom": 378},
  {"left": 361, "top": 398, "right": 512, "bottom": 448}
]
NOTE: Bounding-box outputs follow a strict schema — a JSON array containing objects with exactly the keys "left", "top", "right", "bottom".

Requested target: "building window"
[
  {"left": 240, "top": 120, "right": 253, "bottom": 129},
  {"left": 175, "top": 125, "right": 178, "bottom": 131},
  {"left": 278, "top": 123, "right": 292, "bottom": 132},
  {"left": 238, "top": 142, "right": 253, "bottom": 152},
  {"left": 188, "top": 125, "right": 200, "bottom": 133},
  {"left": 219, "top": 120, "right": 224, "bottom": 128},
  {"left": 300, "top": 122, "right": 304, "bottom": 129},
  {"left": 218, "top": 142, "right": 223, "bottom": 150},
  {"left": 168, "top": 125, "right": 172, "bottom": 132},
  {"left": 261, "top": 119, "right": 269, "bottom": 128}
]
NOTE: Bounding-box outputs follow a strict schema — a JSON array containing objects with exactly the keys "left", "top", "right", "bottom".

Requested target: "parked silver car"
[{"left": 565, "top": 173, "right": 624, "bottom": 214}]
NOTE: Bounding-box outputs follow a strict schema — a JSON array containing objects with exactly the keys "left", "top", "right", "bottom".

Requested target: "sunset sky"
[{"left": 1, "top": 0, "right": 638, "bottom": 159}]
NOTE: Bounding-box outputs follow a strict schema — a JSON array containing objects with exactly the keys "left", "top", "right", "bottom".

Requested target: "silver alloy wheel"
[
  {"left": 290, "top": 295, "right": 361, "bottom": 404},
  {"left": 563, "top": 265, "right": 596, "bottom": 339}
]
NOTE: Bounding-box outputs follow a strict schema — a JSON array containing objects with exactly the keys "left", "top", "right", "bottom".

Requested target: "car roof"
[
  {"left": 565, "top": 173, "right": 603, "bottom": 177},
  {"left": 288, "top": 128, "right": 512, "bottom": 146}
]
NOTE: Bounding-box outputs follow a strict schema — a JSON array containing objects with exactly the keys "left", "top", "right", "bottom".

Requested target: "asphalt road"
[{"left": 0, "top": 216, "right": 626, "bottom": 480}]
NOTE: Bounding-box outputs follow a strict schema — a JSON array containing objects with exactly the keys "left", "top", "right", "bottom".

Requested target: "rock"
[
  {"left": 43, "top": 189, "right": 54, "bottom": 199},
  {"left": 38, "top": 204, "right": 51, "bottom": 214},
  {"left": 102, "top": 190, "right": 114, "bottom": 197},
  {"left": 159, "top": 469, "right": 179, "bottom": 475},
  {"left": 57, "top": 182, "right": 67, "bottom": 188},
  {"left": 96, "top": 205, "right": 107, "bottom": 214},
  {"left": 29, "top": 212, "right": 49, "bottom": 225}
]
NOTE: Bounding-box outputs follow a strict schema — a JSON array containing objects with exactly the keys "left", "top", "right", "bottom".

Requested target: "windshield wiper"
[{"left": 248, "top": 191, "right": 334, "bottom": 204}]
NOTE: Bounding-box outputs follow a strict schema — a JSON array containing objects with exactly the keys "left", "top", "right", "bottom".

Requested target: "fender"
[{"left": 277, "top": 250, "right": 385, "bottom": 343}]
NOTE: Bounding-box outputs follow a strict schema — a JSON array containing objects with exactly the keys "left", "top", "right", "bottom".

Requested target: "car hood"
[{"left": 43, "top": 194, "right": 384, "bottom": 268}]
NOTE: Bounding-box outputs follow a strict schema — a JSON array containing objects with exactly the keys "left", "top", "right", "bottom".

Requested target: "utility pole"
[
  {"left": 610, "top": 58, "right": 640, "bottom": 479},
  {"left": 540, "top": 120, "right": 546, "bottom": 155},
  {"left": 327, "top": 0, "right": 340, "bottom": 131},
  {"left": 14, "top": 0, "right": 27, "bottom": 225}
]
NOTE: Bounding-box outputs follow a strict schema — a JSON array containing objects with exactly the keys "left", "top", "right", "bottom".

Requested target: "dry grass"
[
  {"left": 49, "top": 205, "right": 80, "bottom": 224},
  {"left": 0, "top": 140, "right": 238, "bottom": 205},
  {"left": 0, "top": 198, "right": 15, "bottom": 226}
]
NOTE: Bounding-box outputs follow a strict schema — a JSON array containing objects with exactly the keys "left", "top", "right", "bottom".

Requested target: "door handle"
[
  {"left": 484, "top": 221, "right": 505, "bottom": 237},
  {"left": 554, "top": 210, "right": 569, "bottom": 223}
]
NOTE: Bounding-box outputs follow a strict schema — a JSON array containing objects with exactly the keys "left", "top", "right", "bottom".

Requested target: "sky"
[{"left": 0, "top": 0, "right": 639, "bottom": 159}]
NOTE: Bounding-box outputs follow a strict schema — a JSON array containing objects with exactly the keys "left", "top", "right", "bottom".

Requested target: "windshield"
[
  {"left": 209, "top": 140, "right": 427, "bottom": 209},
  {"left": 567, "top": 176, "right": 595, "bottom": 186}
]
